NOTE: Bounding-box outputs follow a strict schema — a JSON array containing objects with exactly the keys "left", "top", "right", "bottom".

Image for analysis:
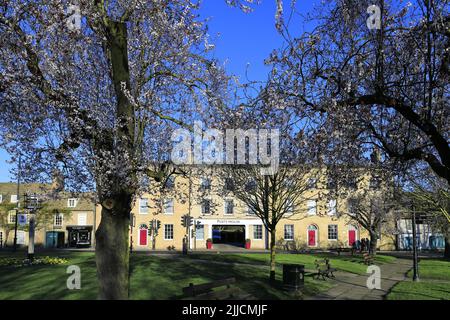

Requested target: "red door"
[
  {"left": 139, "top": 229, "right": 148, "bottom": 246},
  {"left": 348, "top": 230, "right": 356, "bottom": 246},
  {"left": 308, "top": 230, "right": 316, "bottom": 246}
]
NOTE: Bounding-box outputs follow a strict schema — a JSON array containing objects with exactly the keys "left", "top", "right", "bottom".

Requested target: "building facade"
[
  {"left": 0, "top": 183, "right": 96, "bottom": 249},
  {"left": 117, "top": 168, "right": 397, "bottom": 251},
  {"left": 397, "top": 218, "right": 445, "bottom": 250},
  {"left": 1, "top": 168, "right": 399, "bottom": 252}
]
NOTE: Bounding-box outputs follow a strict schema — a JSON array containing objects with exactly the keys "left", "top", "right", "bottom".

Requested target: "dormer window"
[
  {"left": 10, "top": 195, "right": 18, "bottom": 203},
  {"left": 67, "top": 198, "right": 77, "bottom": 208}
]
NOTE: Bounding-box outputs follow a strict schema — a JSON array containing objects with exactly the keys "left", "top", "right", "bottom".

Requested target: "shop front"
[
  {"left": 45, "top": 231, "right": 65, "bottom": 248},
  {"left": 67, "top": 226, "right": 93, "bottom": 248},
  {"left": 194, "top": 218, "right": 265, "bottom": 249}
]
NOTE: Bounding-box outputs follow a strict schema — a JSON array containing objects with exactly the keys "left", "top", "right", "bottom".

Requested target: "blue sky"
[{"left": 0, "top": 0, "right": 316, "bottom": 182}]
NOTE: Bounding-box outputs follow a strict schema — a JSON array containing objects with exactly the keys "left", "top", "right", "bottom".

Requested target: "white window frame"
[
  {"left": 54, "top": 213, "right": 64, "bottom": 226},
  {"left": 196, "top": 224, "right": 205, "bottom": 240},
  {"left": 201, "top": 199, "right": 211, "bottom": 215},
  {"left": 284, "top": 224, "right": 294, "bottom": 240},
  {"left": 307, "top": 200, "right": 317, "bottom": 215},
  {"left": 164, "top": 224, "right": 174, "bottom": 240},
  {"left": 253, "top": 225, "right": 263, "bottom": 240},
  {"left": 8, "top": 211, "right": 16, "bottom": 224},
  {"left": 163, "top": 198, "right": 174, "bottom": 215},
  {"left": 139, "top": 198, "right": 149, "bottom": 214},
  {"left": 77, "top": 213, "right": 87, "bottom": 226},
  {"left": 348, "top": 199, "right": 357, "bottom": 216},
  {"left": 327, "top": 199, "right": 337, "bottom": 216},
  {"left": 284, "top": 199, "right": 295, "bottom": 217},
  {"left": 328, "top": 224, "right": 338, "bottom": 240},
  {"left": 67, "top": 198, "right": 77, "bottom": 208},
  {"left": 224, "top": 199, "right": 234, "bottom": 215},
  {"left": 10, "top": 194, "right": 18, "bottom": 204}
]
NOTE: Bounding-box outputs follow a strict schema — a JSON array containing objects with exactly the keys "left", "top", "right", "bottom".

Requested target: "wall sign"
[{"left": 18, "top": 214, "right": 27, "bottom": 226}]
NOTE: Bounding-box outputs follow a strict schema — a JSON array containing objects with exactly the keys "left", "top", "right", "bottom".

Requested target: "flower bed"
[{"left": 0, "top": 256, "right": 68, "bottom": 267}]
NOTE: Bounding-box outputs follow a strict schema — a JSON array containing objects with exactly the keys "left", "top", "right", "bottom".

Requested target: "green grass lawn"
[
  {"left": 387, "top": 258, "right": 450, "bottom": 300},
  {"left": 0, "top": 251, "right": 336, "bottom": 300},
  {"left": 186, "top": 252, "right": 397, "bottom": 275}
]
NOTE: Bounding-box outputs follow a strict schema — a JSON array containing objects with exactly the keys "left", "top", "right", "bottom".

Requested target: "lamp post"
[
  {"left": 13, "top": 156, "right": 21, "bottom": 252},
  {"left": 411, "top": 205, "right": 419, "bottom": 281},
  {"left": 24, "top": 193, "right": 40, "bottom": 262}
]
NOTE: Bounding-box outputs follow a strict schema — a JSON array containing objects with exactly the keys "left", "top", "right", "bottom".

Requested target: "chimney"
[{"left": 51, "top": 169, "right": 65, "bottom": 193}]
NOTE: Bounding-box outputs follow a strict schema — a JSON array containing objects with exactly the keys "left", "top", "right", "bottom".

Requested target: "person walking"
[{"left": 355, "top": 239, "right": 361, "bottom": 253}]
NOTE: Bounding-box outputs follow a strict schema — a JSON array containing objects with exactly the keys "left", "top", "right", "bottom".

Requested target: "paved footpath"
[{"left": 306, "top": 258, "right": 412, "bottom": 300}]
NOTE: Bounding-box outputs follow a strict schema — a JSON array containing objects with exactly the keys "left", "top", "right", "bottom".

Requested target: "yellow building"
[
  {"left": 0, "top": 183, "right": 96, "bottom": 249},
  {"left": 0, "top": 167, "right": 396, "bottom": 252},
  {"left": 118, "top": 167, "right": 396, "bottom": 252}
]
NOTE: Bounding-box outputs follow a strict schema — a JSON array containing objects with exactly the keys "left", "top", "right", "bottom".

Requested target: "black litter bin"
[{"left": 283, "top": 264, "right": 305, "bottom": 291}]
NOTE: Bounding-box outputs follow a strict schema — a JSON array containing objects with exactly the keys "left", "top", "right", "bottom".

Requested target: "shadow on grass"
[
  {"left": 0, "top": 251, "right": 333, "bottom": 300},
  {"left": 129, "top": 254, "right": 292, "bottom": 300}
]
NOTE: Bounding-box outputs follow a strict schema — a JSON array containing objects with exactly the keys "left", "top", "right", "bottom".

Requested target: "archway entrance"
[
  {"left": 348, "top": 225, "right": 358, "bottom": 246},
  {"left": 212, "top": 225, "right": 245, "bottom": 247},
  {"left": 307, "top": 225, "right": 318, "bottom": 247}
]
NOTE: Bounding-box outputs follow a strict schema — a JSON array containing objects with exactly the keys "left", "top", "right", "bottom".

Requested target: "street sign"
[
  {"left": 18, "top": 214, "right": 27, "bottom": 226},
  {"left": 24, "top": 193, "right": 40, "bottom": 210}
]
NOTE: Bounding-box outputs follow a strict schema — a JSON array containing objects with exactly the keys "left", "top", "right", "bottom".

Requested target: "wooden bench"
[
  {"left": 182, "top": 278, "right": 254, "bottom": 300},
  {"left": 363, "top": 253, "right": 374, "bottom": 265},
  {"left": 314, "top": 259, "right": 336, "bottom": 280}
]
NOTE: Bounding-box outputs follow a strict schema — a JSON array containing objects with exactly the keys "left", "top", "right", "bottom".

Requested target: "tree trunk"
[
  {"left": 4, "top": 229, "right": 10, "bottom": 247},
  {"left": 369, "top": 233, "right": 378, "bottom": 256},
  {"left": 94, "top": 19, "right": 135, "bottom": 300},
  {"left": 269, "top": 229, "right": 276, "bottom": 282},
  {"left": 95, "top": 198, "right": 131, "bottom": 300}
]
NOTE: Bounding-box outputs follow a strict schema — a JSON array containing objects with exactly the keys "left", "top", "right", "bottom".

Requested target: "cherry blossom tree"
[
  {"left": 0, "top": 0, "right": 251, "bottom": 299},
  {"left": 267, "top": 0, "right": 449, "bottom": 184}
]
